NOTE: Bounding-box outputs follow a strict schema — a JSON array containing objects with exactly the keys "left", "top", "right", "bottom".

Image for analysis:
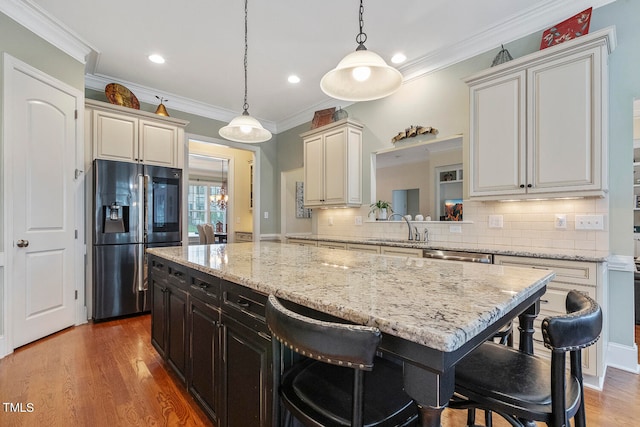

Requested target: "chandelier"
[{"left": 210, "top": 158, "right": 229, "bottom": 210}]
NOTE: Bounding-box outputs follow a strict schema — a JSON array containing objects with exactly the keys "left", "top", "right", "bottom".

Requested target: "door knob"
[{"left": 16, "top": 239, "right": 29, "bottom": 248}]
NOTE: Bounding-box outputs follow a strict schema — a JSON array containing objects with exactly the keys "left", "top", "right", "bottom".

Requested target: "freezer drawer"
[{"left": 93, "top": 244, "right": 144, "bottom": 320}]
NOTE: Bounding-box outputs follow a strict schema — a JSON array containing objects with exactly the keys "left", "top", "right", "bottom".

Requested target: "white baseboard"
[{"left": 606, "top": 342, "right": 640, "bottom": 374}]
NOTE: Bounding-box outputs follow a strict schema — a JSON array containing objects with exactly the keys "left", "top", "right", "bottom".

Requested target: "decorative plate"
[{"left": 105, "top": 83, "right": 140, "bottom": 109}]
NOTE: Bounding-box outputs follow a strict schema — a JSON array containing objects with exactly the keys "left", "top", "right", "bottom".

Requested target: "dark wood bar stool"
[
  {"left": 450, "top": 290, "right": 602, "bottom": 427},
  {"left": 265, "top": 295, "right": 418, "bottom": 427}
]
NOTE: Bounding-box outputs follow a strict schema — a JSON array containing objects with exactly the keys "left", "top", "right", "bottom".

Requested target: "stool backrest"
[
  {"left": 541, "top": 290, "right": 602, "bottom": 352},
  {"left": 202, "top": 223, "right": 215, "bottom": 244},
  {"left": 266, "top": 295, "right": 381, "bottom": 370},
  {"left": 543, "top": 290, "right": 602, "bottom": 427},
  {"left": 196, "top": 224, "right": 206, "bottom": 244}
]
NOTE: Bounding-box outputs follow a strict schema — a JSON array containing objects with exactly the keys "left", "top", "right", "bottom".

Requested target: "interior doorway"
[{"left": 187, "top": 137, "right": 257, "bottom": 244}]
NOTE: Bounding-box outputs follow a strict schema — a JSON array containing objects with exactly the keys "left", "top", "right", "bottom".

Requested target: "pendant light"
[
  {"left": 320, "top": 0, "right": 403, "bottom": 102},
  {"left": 219, "top": 0, "right": 272, "bottom": 143}
]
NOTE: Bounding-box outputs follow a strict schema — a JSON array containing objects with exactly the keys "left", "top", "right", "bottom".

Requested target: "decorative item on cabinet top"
[
  {"left": 154, "top": 96, "right": 169, "bottom": 116},
  {"left": 491, "top": 45, "right": 514, "bottom": 67},
  {"left": 392, "top": 125, "right": 438, "bottom": 143},
  {"left": 311, "top": 107, "right": 336, "bottom": 129},
  {"left": 105, "top": 83, "right": 140, "bottom": 110},
  {"left": 540, "top": 7, "right": 592, "bottom": 50}
]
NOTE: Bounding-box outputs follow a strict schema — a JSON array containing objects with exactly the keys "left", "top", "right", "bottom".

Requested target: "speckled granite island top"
[{"left": 147, "top": 242, "right": 555, "bottom": 353}]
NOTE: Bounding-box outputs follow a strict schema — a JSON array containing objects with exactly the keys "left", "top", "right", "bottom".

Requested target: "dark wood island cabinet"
[
  {"left": 148, "top": 254, "right": 272, "bottom": 427},
  {"left": 147, "top": 243, "right": 553, "bottom": 427}
]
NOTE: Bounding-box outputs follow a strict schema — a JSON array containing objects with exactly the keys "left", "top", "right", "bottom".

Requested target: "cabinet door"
[
  {"left": 222, "top": 315, "right": 272, "bottom": 427},
  {"left": 93, "top": 110, "right": 139, "bottom": 162},
  {"left": 527, "top": 49, "right": 602, "bottom": 193},
  {"left": 323, "top": 128, "right": 347, "bottom": 204},
  {"left": 303, "top": 134, "right": 325, "bottom": 206},
  {"left": 167, "top": 285, "right": 188, "bottom": 383},
  {"left": 189, "top": 298, "right": 221, "bottom": 422},
  {"left": 150, "top": 279, "right": 167, "bottom": 357},
  {"left": 140, "top": 119, "right": 178, "bottom": 167},
  {"left": 469, "top": 71, "right": 526, "bottom": 197}
]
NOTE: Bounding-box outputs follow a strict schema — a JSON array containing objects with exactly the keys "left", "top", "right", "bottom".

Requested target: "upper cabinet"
[
  {"left": 302, "top": 119, "right": 363, "bottom": 208},
  {"left": 86, "top": 99, "right": 189, "bottom": 168},
  {"left": 465, "top": 27, "right": 616, "bottom": 200}
]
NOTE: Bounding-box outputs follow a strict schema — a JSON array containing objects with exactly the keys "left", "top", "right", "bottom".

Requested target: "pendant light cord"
[
  {"left": 243, "top": 0, "right": 249, "bottom": 114},
  {"left": 355, "top": 0, "right": 367, "bottom": 50}
]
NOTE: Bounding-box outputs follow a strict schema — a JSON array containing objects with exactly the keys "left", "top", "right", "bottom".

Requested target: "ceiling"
[{"left": 10, "top": 0, "right": 613, "bottom": 133}]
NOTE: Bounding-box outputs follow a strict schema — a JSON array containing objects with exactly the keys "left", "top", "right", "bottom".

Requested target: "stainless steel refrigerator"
[{"left": 93, "top": 159, "right": 182, "bottom": 321}]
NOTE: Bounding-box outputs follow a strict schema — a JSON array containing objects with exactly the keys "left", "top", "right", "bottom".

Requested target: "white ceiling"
[{"left": 7, "top": 0, "right": 614, "bottom": 133}]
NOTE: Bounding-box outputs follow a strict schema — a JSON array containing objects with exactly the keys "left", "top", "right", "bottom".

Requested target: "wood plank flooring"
[
  {"left": 0, "top": 315, "right": 211, "bottom": 427},
  {"left": 0, "top": 316, "right": 638, "bottom": 426}
]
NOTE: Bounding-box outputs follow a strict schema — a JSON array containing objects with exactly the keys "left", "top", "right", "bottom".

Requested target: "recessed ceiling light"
[
  {"left": 391, "top": 53, "right": 407, "bottom": 64},
  {"left": 288, "top": 75, "right": 301, "bottom": 84},
  {"left": 148, "top": 54, "right": 165, "bottom": 64}
]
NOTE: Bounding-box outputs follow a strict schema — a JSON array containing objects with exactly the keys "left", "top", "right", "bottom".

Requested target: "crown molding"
[
  {"left": 0, "top": 0, "right": 98, "bottom": 68},
  {"left": 398, "top": 0, "right": 616, "bottom": 82},
  {"left": 85, "top": 74, "right": 278, "bottom": 134}
]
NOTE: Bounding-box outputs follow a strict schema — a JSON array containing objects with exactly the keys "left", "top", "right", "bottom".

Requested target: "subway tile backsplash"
[{"left": 313, "top": 198, "right": 609, "bottom": 258}]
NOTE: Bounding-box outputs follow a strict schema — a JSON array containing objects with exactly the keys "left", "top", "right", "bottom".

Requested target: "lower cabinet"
[
  {"left": 150, "top": 262, "right": 188, "bottom": 384},
  {"left": 493, "top": 255, "right": 603, "bottom": 378},
  {"left": 221, "top": 314, "right": 272, "bottom": 427},
  {"left": 148, "top": 255, "right": 272, "bottom": 427},
  {"left": 189, "top": 297, "right": 221, "bottom": 423}
]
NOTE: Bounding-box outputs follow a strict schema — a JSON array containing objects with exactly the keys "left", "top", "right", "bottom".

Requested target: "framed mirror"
[{"left": 371, "top": 135, "right": 462, "bottom": 221}]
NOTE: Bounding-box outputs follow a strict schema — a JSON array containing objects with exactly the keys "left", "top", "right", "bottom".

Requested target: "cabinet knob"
[
  {"left": 519, "top": 184, "right": 525, "bottom": 188},
  {"left": 527, "top": 184, "right": 532, "bottom": 188}
]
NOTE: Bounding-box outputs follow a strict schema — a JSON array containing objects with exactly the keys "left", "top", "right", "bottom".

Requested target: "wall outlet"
[
  {"left": 449, "top": 225, "right": 462, "bottom": 233},
  {"left": 555, "top": 214, "right": 567, "bottom": 229},
  {"left": 354, "top": 216, "right": 363, "bottom": 225},
  {"left": 236, "top": 216, "right": 241, "bottom": 224},
  {"left": 328, "top": 216, "right": 334, "bottom": 226},
  {"left": 263, "top": 211, "right": 269, "bottom": 219},
  {"left": 488, "top": 215, "right": 503, "bottom": 228},
  {"left": 575, "top": 214, "right": 604, "bottom": 230}
]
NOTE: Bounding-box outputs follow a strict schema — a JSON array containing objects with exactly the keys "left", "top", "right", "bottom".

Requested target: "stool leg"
[
  {"left": 466, "top": 408, "right": 476, "bottom": 426},
  {"left": 485, "top": 410, "right": 493, "bottom": 427}
]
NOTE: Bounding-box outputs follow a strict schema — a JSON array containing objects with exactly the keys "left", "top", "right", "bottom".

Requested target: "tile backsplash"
[{"left": 313, "top": 197, "right": 609, "bottom": 258}]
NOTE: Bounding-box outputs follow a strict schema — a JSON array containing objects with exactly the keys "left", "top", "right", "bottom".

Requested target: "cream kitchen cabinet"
[
  {"left": 466, "top": 27, "right": 615, "bottom": 200},
  {"left": 86, "top": 99, "right": 188, "bottom": 168},
  {"left": 493, "top": 255, "right": 605, "bottom": 380},
  {"left": 301, "top": 119, "right": 362, "bottom": 208}
]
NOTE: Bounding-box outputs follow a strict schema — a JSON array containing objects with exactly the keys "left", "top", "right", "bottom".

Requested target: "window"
[{"left": 188, "top": 182, "right": 227, "bottom": 236}]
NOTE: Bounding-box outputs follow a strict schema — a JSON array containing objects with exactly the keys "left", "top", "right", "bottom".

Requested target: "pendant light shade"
[
  {"left": 219, "top": 0, "right": 272, "bottom": 144},
  {"left": 219, "top": 112, "right": 272, "bottom": 143},
  {"left": 320, "top": 49, "right": 403, "bottom": 101},
  {"left": 320, "top": 0, "right": 402, "bottom": 102}
]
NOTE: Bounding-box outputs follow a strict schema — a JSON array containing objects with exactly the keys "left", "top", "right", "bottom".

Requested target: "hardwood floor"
[
  {"left": 0, "top": 315, "right": 212, "bottom": 427},
  {"left": 0, "top": 317, "right": 638, "bottom": 427}
]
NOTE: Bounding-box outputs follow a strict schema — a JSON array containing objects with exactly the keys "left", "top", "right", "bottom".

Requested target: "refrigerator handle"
[
  {"left": 139, "top": 245, "right": 146, "bottom": 292},
  {"left": 138, "top": 174, "right": 145, "bottom": 242},
  {"left": 144, "top": 174, "right": 150, "bottom": 240}
]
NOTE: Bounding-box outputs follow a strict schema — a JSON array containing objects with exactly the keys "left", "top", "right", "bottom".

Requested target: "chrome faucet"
[
  {"left": 423, "top": 228, "right": 429, "bottom": 243},
  {"left": 413, "top": 226, "right": 420, "bottom": 241},
  {"left": 387, "top": 213, "right": 413, "bottom": 240}
]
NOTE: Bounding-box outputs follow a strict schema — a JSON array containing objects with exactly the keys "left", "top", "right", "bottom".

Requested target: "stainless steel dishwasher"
[{"left": 422, "top": 249, "right": 493, "bottom": 264}]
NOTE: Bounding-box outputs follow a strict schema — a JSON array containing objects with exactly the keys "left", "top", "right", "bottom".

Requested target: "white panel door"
[
  {"left": 468, "top": 71, "right": 526, "bottom": 196},
  {"left": 7, "top": 58, "right": 78, "bottom": 348},
  {"left": 527, "top": 49, "right": 600, "bottom": 193}
]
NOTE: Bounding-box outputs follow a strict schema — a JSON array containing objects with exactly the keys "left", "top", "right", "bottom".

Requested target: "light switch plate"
[
  {"left": 575, "top": 214, "right": 604, "bottom": 230},
  {"left": 354, "top": 216, "right": 363, "bottom": 225},
  {"left": 488, "top": 215, "right": 503, "bottom": 228}
]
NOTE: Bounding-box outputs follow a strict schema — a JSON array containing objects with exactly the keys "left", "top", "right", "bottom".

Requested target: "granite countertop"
[
  {"left": 285, "top": 234, "right": 608, "bottom": 262},
  {"left": 148, "top": 242, "right": 555, "bottom": 353}
]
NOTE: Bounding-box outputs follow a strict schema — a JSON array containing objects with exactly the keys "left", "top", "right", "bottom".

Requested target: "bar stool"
[
  {"left": 450, "top": 290, "right": 602, "bottom": 427},
  {"left": 265, "top": 295, "right": 418, "bottom": 427}
]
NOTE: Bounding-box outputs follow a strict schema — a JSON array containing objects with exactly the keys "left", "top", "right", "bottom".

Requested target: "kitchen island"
[{"left": 147, "top": 242, "right": 555, "bottom": 426}]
